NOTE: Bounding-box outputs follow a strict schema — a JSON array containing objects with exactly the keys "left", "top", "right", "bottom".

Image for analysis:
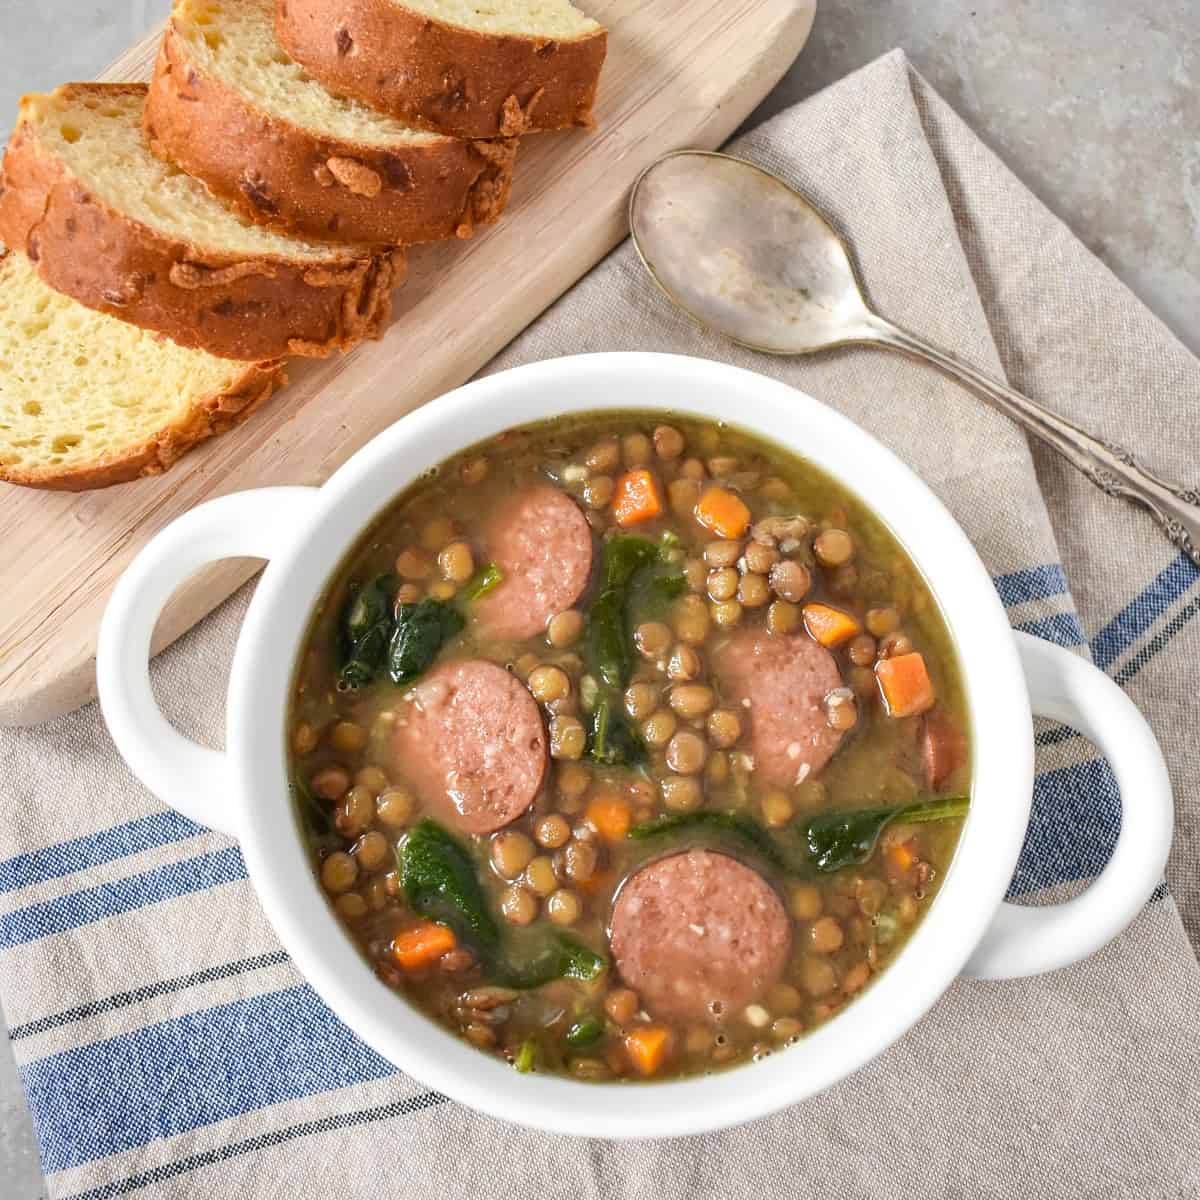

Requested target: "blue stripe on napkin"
[
  {"left": 992, "top": 562, "right": 1068, "bottom": 607},
  {"left": 8, "top": 951, "right": 291, "bottom": 1042},
  {"left": 0, "top": 811, "right": 206, "bottom": 895},
  {"left": 1013, "top": 611, "right": 1086, "bottom": 648},
  {"left": 0, "top": 848, "right": 246, "bottom": 949},
  {"left": 1114, "top": 591, "right": 1200, "bottom": 687},
  {"left": 1006, "top": 757, "right": 1120, "bottom": 898},
  {"left": 59, "top": 1093, "right": 446, "bottom": 1200},
  {"left": 22, "top": 985, "right": 398, "bottom": 1173},
  {"left": 1091, "top": 552, "right": 1199, "bottom": 670}
]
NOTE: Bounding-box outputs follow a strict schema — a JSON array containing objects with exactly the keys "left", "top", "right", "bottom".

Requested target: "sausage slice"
[
  {"left": 392, "top": 658, "right": 547, "bottom": 835},
  {"left": 714, "top": 629, "right": 845, "bottom": 787},
  {"left": 474, "top": 484, "right": 593, "bottom": 639},
  {"left": 610, "top": 849, "right": 792, "bottom": 1024}
]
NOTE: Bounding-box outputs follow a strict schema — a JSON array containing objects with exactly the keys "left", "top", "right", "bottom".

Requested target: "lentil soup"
[{"left": 289, "top": 413, "right": 971, "bottom": 1081}]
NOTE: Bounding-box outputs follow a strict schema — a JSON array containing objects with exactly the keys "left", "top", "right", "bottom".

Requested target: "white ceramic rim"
[{"left": 227, "top": 352, "right": 1033, "bottom": 1138}]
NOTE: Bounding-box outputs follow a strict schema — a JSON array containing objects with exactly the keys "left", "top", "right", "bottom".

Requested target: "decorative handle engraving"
[{"left": 860, "top": 316, "right": 1200, "bottom": 570}]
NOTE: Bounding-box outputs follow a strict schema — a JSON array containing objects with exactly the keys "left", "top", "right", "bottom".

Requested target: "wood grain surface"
[{"left": 0, "top": 0, "right": 816, "bottom": 725}]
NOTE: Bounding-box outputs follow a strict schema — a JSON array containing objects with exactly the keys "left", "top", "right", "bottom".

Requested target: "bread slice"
[
  {"left": 0, "top": 250, "right": 284, "bottom": 490},
  {"left": 0, "top": 83, "right": 404, "bottom": 361},
  {"left": 276, "top": 0, "right": 607, "bottom": 139},
  {"left": 146, "top": 0, "right": 518, "bottom": 246}
]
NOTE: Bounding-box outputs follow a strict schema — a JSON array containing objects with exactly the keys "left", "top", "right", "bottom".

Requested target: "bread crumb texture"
[
  {"left": 398, "top": 0, "right": 601, "bottom": 39},
  {"left": 0, "top": 252, "right": 274, "bottom": 485},
  {"left": 175, "top": 0, "right": 443, "bottom": 147},
  {"left": 25, "top": 86, "right": 341, "bottom": 260}
]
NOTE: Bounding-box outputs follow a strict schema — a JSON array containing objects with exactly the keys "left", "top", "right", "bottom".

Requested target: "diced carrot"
[
  {"left": 624, "top": 1025, "right": 673, "bottom": 1076},
  {"left": 585, "top": 792, "right": 632, "bottom": 843},
  {"left": 693, "top": 486, "right": 751, "bottom": 538},
  {"left": 875, "top": 652, "right": 935, "bottom": 717},
  {"left": 390, "top": 921, "right": 456, "bottom": 971},
  {"left": 612, "top": 469, "right": 664, "bottom": 527},
  {"left": 888, "top": 840, "right": 917, "bottom": 873},
  {"left": 802, "top": 602, "right": 862, "bottom": 647}
]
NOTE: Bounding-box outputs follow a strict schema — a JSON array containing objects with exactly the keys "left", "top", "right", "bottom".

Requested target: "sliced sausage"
[
  {"left": 714, "top": 629, "right": 845, "bottom": 787},
  {"left": 922, "top": 708, "right": 968, "bottom": 790},
  {"left": 473, "top": 484, "right": 594, "bottom": 639},
  {"left": 610, "top": 849, "right": 791, "bottom": 1024},
  {"left": 392, "top": 658, "right": 547, "bottom": 835}
]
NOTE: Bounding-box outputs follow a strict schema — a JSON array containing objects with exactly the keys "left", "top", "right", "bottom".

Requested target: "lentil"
[
  {"left": 622, "top": 432, "right": 653, "bottom": 466},
  {"left": 547, "top": 609, "right": 584, "bottom": 647},
  {"left": 706, "top": 708, "right": 741, "bottom": 748},
  {"left": 353, "top": 831, "right": 391, "bottom": 873},
  {"left": 533, "top": 813, "right": 571, "bottom": 849},
  {"left": 491, "top": 831, "right": 535, "bottom": 879},
  {"left": 666, "top": 730, "right": 708, "bottom": 774},
  {"left": 635, "top": 621, "right": 673, "bottom": 659},
  {"left": 311, "top": 766, "right": 349, "bottom": 802},
  {"left": 501, "top": 885, "right": 537, "bottom": 926},
  {"left": 669, "top": 683, "right": 715, "bottom": 719},
  {"left": 320, "top": 851, "right": 358, "bottom": 894},
  {"left": 768, "top": 560, "right": 811, "bottom": 603},
  {"left": 653, "top": 425, "right": 685, "bottom": 459},
  {"left": 546, "top": 889, "right": 582, "bottom": 925},
  {"left": 329, "top": 720, "right": 367, "bottom": 753},
  {"left": 528, "top": 665, "right": 571, "bottom": 704},
  {"left": 661, "top": 775, "right": 703, "bottom": 812},
  {"left": 292, "top": 721, "right": 319, "bottom": 755},
  {"left": 549, "top": 716, "right": 586, "bottom": 759},
  {"left": 766, "top": 599, "right": 801, "bottom": 635},
  {"left": 667, "top": 643, "right": 702, "bottom": 681},
  {"left": 376, "top": 787, "right": 414, "bottom": 829},
  {"left": 814, "top": 528, "right": 854, "bottom": 567}
]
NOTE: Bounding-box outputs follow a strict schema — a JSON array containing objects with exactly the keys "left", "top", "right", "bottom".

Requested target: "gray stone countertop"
[{"left": 0, "top": 2, "right": 1196, "bottom": 1197}]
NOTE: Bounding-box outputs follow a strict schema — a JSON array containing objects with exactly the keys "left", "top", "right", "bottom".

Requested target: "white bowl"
[{"left": 97, "top": 353, "right": 1172, "bottom": 1138}]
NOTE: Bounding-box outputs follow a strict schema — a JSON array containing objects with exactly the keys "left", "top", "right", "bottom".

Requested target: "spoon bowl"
[
  {"left": 630, "top": 150, "right": 877, "bottom": 354},
  {"left": 628, "top": 150, "right": 1200, "bottom": 566}
]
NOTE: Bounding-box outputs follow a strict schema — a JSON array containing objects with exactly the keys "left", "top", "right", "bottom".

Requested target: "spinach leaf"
[
  {"left": 338, "top": 574, "right": 397, "bottom": 689},
  {"left": 628, "top": 810, "right": 791, "bottom": 872},
  {"left": 387, "top": 599, "right": 465, "bottom": 687},
  {"left": 601, "top": 535, "right": 661, "bottom": 591},
  {"left": 584, "top": 588, "right": 630, "bottom": 691},
  {"left": 800, "top": 795, "right": 969, "bottom": 873},
  {"left": 513, "top": 1038, "right": 538, "bottom": 1073},
  {"left": 463, "top": 562, "right": 503, "bottom": 601},
  {"left": 398, "top": 819, "right": 500, "bottom": 949},
  {"left": 498, "top": 934, "right": 608, "bottom": 990},
  {"left": 582, "top": 536, "right": 665, "bottom": 763},
  {"left": 399, "top": 821, "right": 608, "bottom": 987},
  {"left": 651, "top": 573, "right": 688, "bottom": 600},
  {"left": 564, "top": 1017, "right": 604, "bottom": 1048},
  {"left": 291, "top": 779, "right": 332, "bottom": 837},
  {"left": 587, "top": 695, "right": 645, "bottom": 767},
  {"left": 629, "top": 797, "right": 969, "bottom": 875}
]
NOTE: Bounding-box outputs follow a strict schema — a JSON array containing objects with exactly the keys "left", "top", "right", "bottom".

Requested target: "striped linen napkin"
[{"left": 2, "top": 49, "right": 1199, "bottom": 1199}]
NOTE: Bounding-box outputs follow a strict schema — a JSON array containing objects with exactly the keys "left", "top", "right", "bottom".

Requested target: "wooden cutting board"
[{"left": 0, "top": 0, "right": 816, "bottom": 726}]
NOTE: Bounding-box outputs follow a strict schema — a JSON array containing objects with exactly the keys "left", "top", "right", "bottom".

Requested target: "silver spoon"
[{"left": 629, "top": 150, "right": 1200, "bottom": 568}]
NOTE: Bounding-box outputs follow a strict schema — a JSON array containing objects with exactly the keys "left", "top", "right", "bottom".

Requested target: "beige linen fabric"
[{"left": 1, "top": 50, "right": 1198, "bottom": 1199}]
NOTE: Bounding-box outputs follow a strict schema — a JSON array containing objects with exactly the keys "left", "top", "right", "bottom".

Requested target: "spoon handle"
[{"left": 865, "top": 315, "right": 1200, "bottom": 569}]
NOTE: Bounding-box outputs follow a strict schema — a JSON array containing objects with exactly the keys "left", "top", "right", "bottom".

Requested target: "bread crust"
[
  {"left": 275, "top": 0, "right": 607, "bottom": 139},
  {"left": 145, "top": 21, "right": 518, "bottom": 245},
  {"left": 0, "top": 84, "right": 405, "bottom": 361},
  {"left": 0, "top": 251, "right": 287, "bottom": 491}
]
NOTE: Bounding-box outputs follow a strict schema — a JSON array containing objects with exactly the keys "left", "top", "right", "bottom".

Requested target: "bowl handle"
[
  {"left": 963, "top": 631, "right": 1173, "bottom": 979},
  {"left": 97, "top": 488, "right": 319, "bottom": 839}
]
